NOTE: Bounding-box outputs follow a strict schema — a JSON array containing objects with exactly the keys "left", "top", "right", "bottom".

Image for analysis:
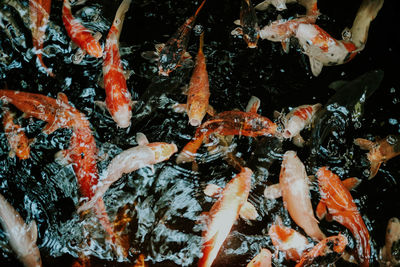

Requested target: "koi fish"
[
  {"left": 279, "top": 151, "right": 325, "bottom": 241},
  {"left": 78, "top": 132, "right": 177, "bottom": 212},
  {"left": 246, "top": 248, "right": 272, "bottom": 267},
  {"left": 295, "top": 233, "right": 348, "bottom": 267},
  {"left": 268, "top": 224, "right": 311, "bottom": 261},
  {"left": 29, "top": 0, "right": 53, "bottom": 76},
  {"left": 0, "top": 193, "right": 42, "bottom": 267},
  {"left": 275, "top": 103, "right": 321, "bottom": 147},
  {"left": 176, "top": 110, "right": 277, "bottom": 164},
  {"left": 354, "top": 135, "right": 400, "bottom": 179},
  {"left": 0, "top": 90, "right": 118, "bottom": 248},
  {"left": 1, "top": 107, "right": 30, "bottom": 160},
  {"left": 172, "top": 32, "right": 212, "bottom": 126},
  {"left": 315, "top": 167, "right": 370, "bottom": 267},
  {"left": 231, "top": 0, "right": 260, "bottom": 48},
  {"left": 102, "top": 0, "right": 133, "bottom": 128},
  {"left": 255, "top": 0, "right": 318, "bottom": 14},
  {"left": 157, "top": 0, "right": 206, "bottom": 76},
  {"left": 380, "top": 217, "right": 400, "bottom": 266},
  {"left": 62, "top": 0, "right": 102, "bottom": 59},
  {"left": 198, "top": 167, "right": 252, "bottom": 267}
]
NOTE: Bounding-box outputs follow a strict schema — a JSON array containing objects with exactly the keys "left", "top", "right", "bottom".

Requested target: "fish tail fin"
[
  {"left": 194, "top": 0, "right": 207, "bottom": 18},
  {"left": 37, "top": 53, "right": 54, "bottom": 77},
  {"left": 368, "top": 160, "right": 381, "bottom": 179},
  {"left": 115, "top": 0, "right": 132, "bottom": 23},
  {"left": 176, "top": 131, "right": 206, "bottom": 164}
]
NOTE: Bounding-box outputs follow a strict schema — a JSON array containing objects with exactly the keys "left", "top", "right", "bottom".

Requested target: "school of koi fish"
[{"left": 0, "top": 0, "right": 399, "bottom": 266}]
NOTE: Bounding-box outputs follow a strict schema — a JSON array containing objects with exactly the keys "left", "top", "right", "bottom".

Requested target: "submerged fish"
[
  {"left": 380, "top": 217, "right": 400, "bottom": 266},
  {"left": 316, "top": 167, "right": 370, "bottom": 267},
  {"left": 102, "top": 0, "right": 133, "bottom": 128},
  {"left": 354, "top": 135, "right": 400, "bottom": 179},
  {"left": 0, "top": 193, "right": 42, "bottom": 267},
  {"left": 231, "top": 0, "right": 260, "bottom": 48}
]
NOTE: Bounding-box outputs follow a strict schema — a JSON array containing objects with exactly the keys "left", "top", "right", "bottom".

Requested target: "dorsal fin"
[{"left": 57, "top": 93, "right": 69, "bottom": 104}]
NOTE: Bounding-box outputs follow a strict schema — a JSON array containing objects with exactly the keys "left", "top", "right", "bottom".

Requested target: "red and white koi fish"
[
  {"left": 29, "top": 0, "right": 53, "bottom": 76},
  {"left": 315, "top": 167, "right": 370, "bottom": 267},
  {"left": 176, "top": 110, "right": 277, "bottom": 164},
  {"left": 78, "top": 132, "right": 177, "bottom": 212},
  {"left": 0, "top": 193, "right": 42, "bottom": 267},
  {"left": 256, "top": 0, "right": 318, "bottom": 14},
  {"left": 62, "top": 0, "right": 102, "bottom": 59},
  {"left": 231, "top": 0, "right": 260, "bottom": 48},
  {"left": 354, "top": 135, "right": 400, "bottom": 179},
  {"left": 173, "top": 32, "right": 212, "bottom": 127},
  {"left": 276, "top": 103, "right": 321, "bottom": 147},
  {"left": 246, "top": 248, "right": 272, "bottom": 267},
  {"left": 1, "top": 108, "right": 30, "bottom": 160},
  {"left": 0, "top": 90, "right": 118, "bottom": 248},
  {"left": 157, "top": 0, "right": 207, "bottom": 76},
  {"left": 295, "top": 233, "right": 348, "bottom": 267},
  {"left": 268, "top": 224, "right": 311, "bottom": 261},
  {"left": 279, "top": 151, "right": 325, "bottom": 241},
  {"left": 380, "top": 217, "right": 400, "bottom": 266},
  {"left": 198, "top": 167, "right": 252, "bottom": 267},
  {"left": 102, "top": 0, "right": 133, "bottom": 128}
]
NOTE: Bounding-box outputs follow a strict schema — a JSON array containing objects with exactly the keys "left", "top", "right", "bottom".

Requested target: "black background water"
[{"left": 0, "top": 0, "right": 399, "bottom": 266}]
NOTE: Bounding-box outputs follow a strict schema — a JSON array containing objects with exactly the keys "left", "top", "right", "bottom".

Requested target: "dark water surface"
[{"left": 0, "top": 0, "right": 399, "bottom": 266}]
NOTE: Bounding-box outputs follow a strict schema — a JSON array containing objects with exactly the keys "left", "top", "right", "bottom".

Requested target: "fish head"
[
  {"left": 243, "top": 28, "right": 260, "bottom": 48},
  {"left": 147, "top": 142, "right": 178, "bottom": 162},
  {"left": 158, "top": 53, "right": 177, "bottom": 76}
]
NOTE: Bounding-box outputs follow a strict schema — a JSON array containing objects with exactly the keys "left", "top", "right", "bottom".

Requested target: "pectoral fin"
[
  {"left": 239, "top": 201, "right": 259, "bottom": 220},
  {"left": 342, "top": 177, "right": 361, "bottom": 190},
  {"left": 55, "top": 149, "right": 72, "bottom": 166},
  {"left": 204, "top": 184, "right": 222, "bottom": 198},
  {"left": 141, "top": 51, "right": 159, "bottom": 63},
  {"left": 233, "top": 19, "right": 241, "bottom": 26},
  {"left": 369, "top": 161, "right": 382, "bottom": 179},
  {"left": 255, "top": 0, "right": 272, "bottom": 11},
  {"left": 28, "top": 220, "right": 38, "bottom": 243},
  {"left": 316, "top": 201, "right": 327, "bottom": 220},
  {"left": 231, "top": 27, "right": 243, "bottom": 37},
  {"left": 264, "top": 183, "right": 282, "bottom": 199},
  {"left": 354, "top": 138, "right": 375, "bottom": 150},
  {"left": 309, "top": 56, "right": 323, "bottom": 77},
  {"left": 206, "top": 105, "right": 216, "bottom": 116},
  {"left": 281, "top": 40, "right": 290, "bottom": 54},
  {"left": 246, "top": 96, "right": 261, "bottom": 113},
  {"left": 136, "top": 132, "right": 149, "bottom": 146},
  {"left": 292, "top": 134, "right": 305, "bottom": 147}
]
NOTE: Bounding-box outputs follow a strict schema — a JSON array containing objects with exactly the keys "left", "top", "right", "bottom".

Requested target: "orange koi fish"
[
  {"left": 246, "top": 248, "right": 272, "bottom": 267},
  {"left": 295, "top": 233, "right": 348, "bottom": 267},
  {"left": 198, "top": 167, "right": 252, "bottom": 267},
  {"left": 1, "top": 108, "right": 30, "bottom": 160},
  {"left": 354, "top": 135, "right": 400, "bottom": 179},
  {"left": 315, "top": 167, "right": 370, "bottom": 267},
  {"left": 157, "top": 0, "right": 206, "bottom": 76},
  {"left": 0, "top": 90, "right": 118, "bottom": 246},
  {"left": 62, "top": 0, "right": 102, "bottom": 59},
  {"left": 103, "top": 0, "right": 132, "bottom": 128},
  {"left": 176, "top": 110, "right": 277, "bottom": 163},
  {"left": 173, "top": 32, "right": 212, "bottom": 126},
  {"left": 231, "top": 0, "right": 260, "bottom": 48},
  {"left": 29, "top": 0, "right": 53, "bottom": 76},
  {"left": 268, "top": 224, "right": 311, "bottom": 261}
]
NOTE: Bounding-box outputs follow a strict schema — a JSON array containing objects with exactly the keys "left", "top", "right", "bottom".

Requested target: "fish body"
[
  {"left": 316, "top": 167, "right": 370, "bottom": 267},
  {"left": 380, "top": 217, "right": 400, "bottom": 266},
  {"left": 29, "top": 0, "right": 53, "bottom": 76},
  {"left": 2, "top": 108, "right": 30, "bottom": 160},
  {"left": 246, "top": 248, "right": 272, "bottom": 267},
  {"left": 279, "top": 151, "right": 325, "bottom": 241},
  {"left": 295, "top": 234, "right": 348, "bottom": 267},
  {"left": 268, "top": 224, "right": 310, "bottom": 261},
  {"left": 78, "top": 132, "right": 177, "bottom": 212},
  {"left": 198, "top": 167, "right": 252, "bottom": 267},
  {"left": 186, "top": 32, "right": 210, "bottom": 126},
  {"left": 239, "top": 0, "right": 259, "bottom": 48},
  {"left": 103, "top": 0, "right": 132, "bottom": 128},
  {"left": 158, "top": 0, "right": 206, "bottom": 76},
  {"left": 62, "top": 0, "right": 102, "bottom": 58},
  {"left": 0, "top": 90, "right": 116, "bottom": 244},
  {"left": 354, "top": 135, "right": 400, "bottom": 179},
  {"left": 0, "top": 193, "right": 42, "bottom": 267},
  {"left": 176, "top": 110, "right": 277, "bottom": 163}
]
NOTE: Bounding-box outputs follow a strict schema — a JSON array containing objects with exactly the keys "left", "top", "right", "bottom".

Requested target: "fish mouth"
[{"left": 247, "top": 42, "right": 258, "bottom": 48}]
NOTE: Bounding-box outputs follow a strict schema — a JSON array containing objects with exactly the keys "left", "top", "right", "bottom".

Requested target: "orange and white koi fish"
[
  {"left": 354, "top": 135, "right": 400, "bottom": 179},
  {"left": 0, "top": 90, "right": 118, "bottom": 247},
  {"left": 380, "top": 217, "right": 400, "bottom": 266},
  {"left": 295, "top": 233, "right": 348, "bottom": 267},
  {"left": 176, "top": 110, "right": 277, "bottom": 164},
  {"left": 173, "top": 32, "right": 212, "bottom": 127},
  {"left": 198, "top": 167, "right": 252, "bottom": 267},
  {"left": 246, "top": 248, "right": 272, "bottom": 267},
  {"left": 1, "top": 108, "right": 30, "bottom": 160},
  {"left": 29, "top": 0, "right": 53, "bottom": 76},
  {"left": 157, "top": 0, "right": 206, "bottom": 76},
  {"left": 276, "top": 103, "right": 321, "bottom": 147},
  {"left": 268, "top": 224, "right": 311, "bottom": 261},
  {"left": 62, "top": 0, "right": 102, "bottom": 59},
  {"left": 78, "top": 132, "right": 177, "bottom": 212},
  {"left": 279, "top": 151, "right": 325, "bottom": 241},
  {"left": 256, "top": 0, "right": 318, "bottom": 14},
  {"left": 231, "top": 0, "right": 260, "bottom": 48},
  {"left": 102, "top": 0, "right": 132, "bottom": 128},
  {"left": 0, "top": 193, "right": 42, "bottom": 267},
  {"left": 315, "top": 167, "right": 370, "bottom": 267}
]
